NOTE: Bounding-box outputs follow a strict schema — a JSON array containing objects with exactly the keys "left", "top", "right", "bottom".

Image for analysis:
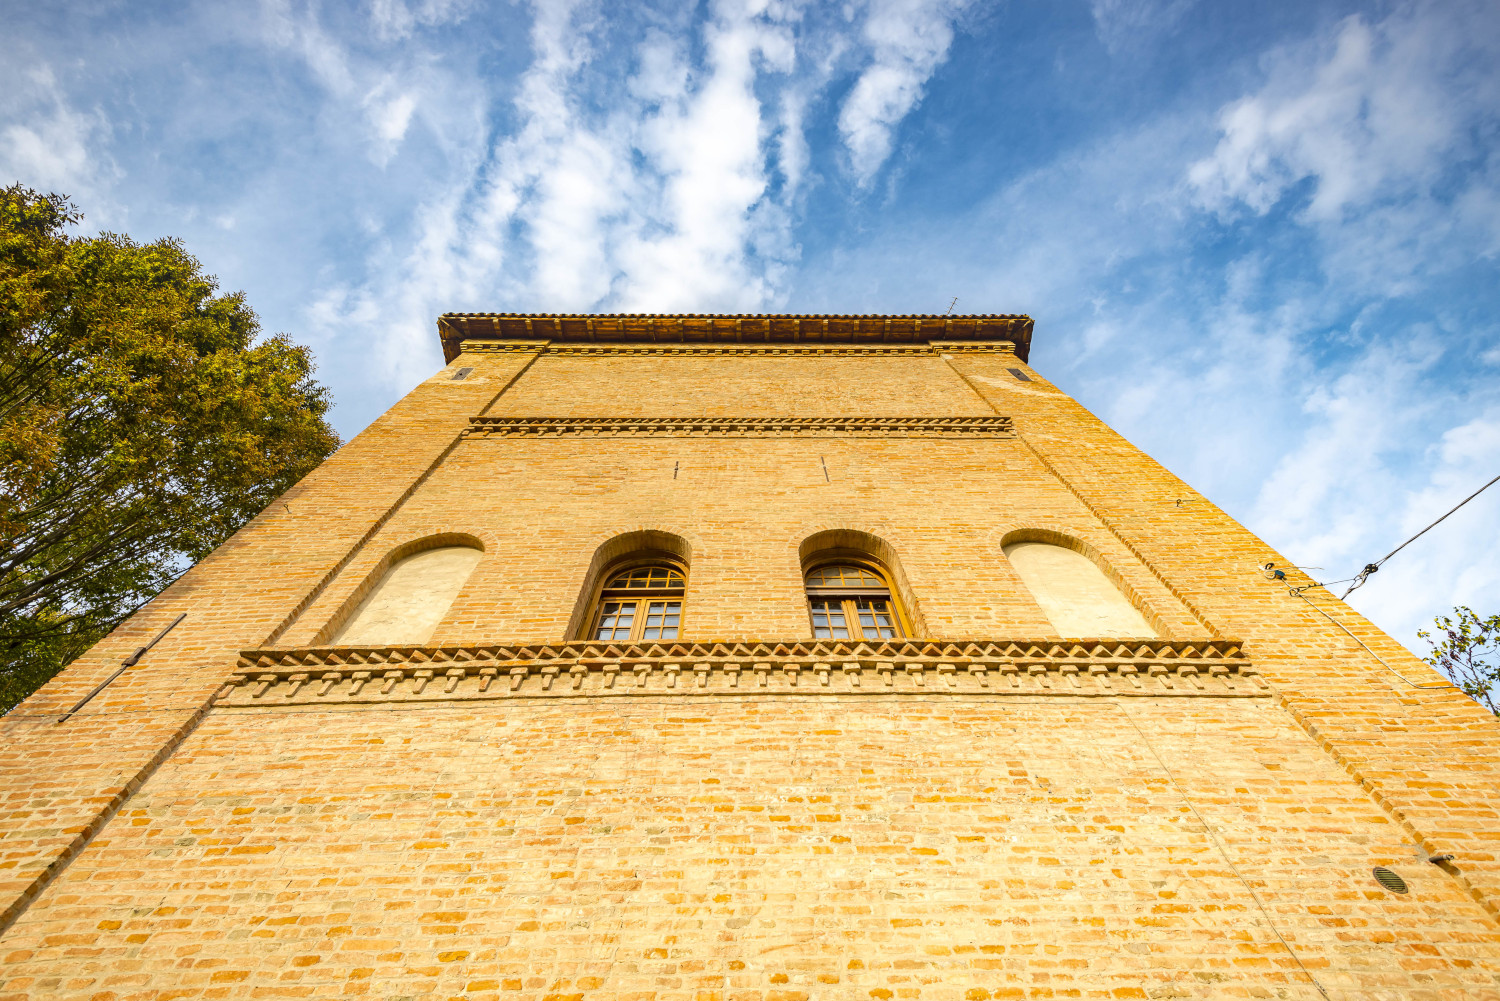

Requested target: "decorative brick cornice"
[
  {"left": 219, "top": 637, "right": 1264, "bottom": 707},
  {"left": 458, "top": 341, "right": 1017, "bottom": 358},
  {"left": 456, "top": 340, "right": 551, "bottom": 354},
  {"left": 462, "top": 416, "right": 1016, "bottom": 439},
  {"left": 438, "top": 313, "right": 1033, "bottom": 364},
  {"left": 926, "top": 341, "right": 1019, "bottom": 355}
]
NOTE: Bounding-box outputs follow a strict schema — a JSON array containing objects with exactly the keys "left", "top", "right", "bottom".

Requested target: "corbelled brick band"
[{"left": 0, "top": 314, "right": 1496, "bottom": 1000}]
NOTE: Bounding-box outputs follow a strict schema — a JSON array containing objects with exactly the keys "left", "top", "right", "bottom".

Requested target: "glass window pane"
[
  {"left": 810, "top": 599, "right": 849, "bottom": 639},
  {"left": 642, "top": 601, "right": 681, "bottom": 640},
  {"left": 607, "top": 565, "right": 685, "bottom": 590},
  {"left": 805, "top": 564, "right": 885, "bottom": 588},
  {"left": 855, "top": 598, "right": 898, "bottom": 639},
  {"left": 594, "top": 601, "right": 636, "bottom": 641}
]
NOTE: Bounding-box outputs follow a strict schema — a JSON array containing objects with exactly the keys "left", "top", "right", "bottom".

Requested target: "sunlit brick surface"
[
  {"left": 3, "top": 320, "right": 1498, "bottom": 999},
  {"left": 4, "top": 698, "right": 1497, "bottom": 1000}
]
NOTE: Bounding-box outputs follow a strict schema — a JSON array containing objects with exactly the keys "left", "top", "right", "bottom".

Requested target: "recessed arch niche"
[
  {"left": 1002, "top": 531, "right": 1157, "bottom": 638},
  {"left": 329, "top": 535, "right": 484, "bottom": 646}
]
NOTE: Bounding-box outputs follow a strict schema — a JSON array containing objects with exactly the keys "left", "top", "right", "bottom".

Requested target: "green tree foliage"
[
  {"left": 0, "top": 184, "right": 340, "bottom": 713},
  {"left": 1419, "top": 606, "right": 1500, "bottom": 716}
]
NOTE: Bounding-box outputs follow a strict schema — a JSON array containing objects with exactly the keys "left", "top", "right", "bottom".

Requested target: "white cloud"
[
  {"left": 774, "top": 89, "right": 811, "bottom": 194},
  {"left": 837, "top": 0, "right": 971, "bottom": 186},
  {"left": 615, "top": 0, "right": 797, "bottom": 308},
  {"left": 368, "top": 0, "right": 476, "bottom": 41},
  {"left": 0, "top": 65, "right": 115, "bottom": 209},
  {"left": 1089, "top": 0, "right": 1195, "bottom": 54},
  {"left": 258, "top": 0, "right": 357, "bottom": 96},
  {"left": 305, "top": 0, "right": 975, "bottom": 385},
  {"left": 1249, "top": 348, "right": 1441, "bottom": 567},
  {"left": 1186, "top": 1, "right": 1500, "bottom": 295},
  {"left": 363, "top": 83, "right": 418, "bottom": 165},
  {"left": 1343, "top": 411, "right": 1500, "bottom": 646},
  {"left": 255, "top": 0, "right": 479, "bottom": 168}
]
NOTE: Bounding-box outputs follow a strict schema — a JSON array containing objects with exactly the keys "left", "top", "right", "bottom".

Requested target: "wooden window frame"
[
  {"left": 803, "top": 554, "right": 910, "bottom": 640},
  {"left": 586, "top": 555, "right": 688, "bottom": 643}
]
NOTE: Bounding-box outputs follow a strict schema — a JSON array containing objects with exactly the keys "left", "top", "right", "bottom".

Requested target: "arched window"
[
  {"left": 1003, "top": 541, "right": 1157, "bottom": 638},
  {"left": 590, "top": 563, "right": 685, "bottom": 642},
  {"left": 334, "top": 544, "right": 482, "bottom": 646},
  {"left": 804, "top": 562, "right": 905, "bottom": 640}
]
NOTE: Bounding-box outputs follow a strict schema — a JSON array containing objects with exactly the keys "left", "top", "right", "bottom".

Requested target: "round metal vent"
[{"left": 1373, "top": 866, "right": 1409, "bottom": 894}]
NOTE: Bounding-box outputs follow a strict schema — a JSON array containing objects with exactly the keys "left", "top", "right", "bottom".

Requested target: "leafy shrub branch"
[{"left": 1420, "top": 606, "right": 1500, "bottom": 716}]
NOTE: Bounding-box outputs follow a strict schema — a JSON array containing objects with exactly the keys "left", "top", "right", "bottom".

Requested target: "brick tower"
[{"left": 3, "top": 313, "right": 1498, "bottom": 999}]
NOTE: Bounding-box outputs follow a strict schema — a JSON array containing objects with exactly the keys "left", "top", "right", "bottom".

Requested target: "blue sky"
[{"left": 4, "top": 0, "right": 1498, "bottom": 653}]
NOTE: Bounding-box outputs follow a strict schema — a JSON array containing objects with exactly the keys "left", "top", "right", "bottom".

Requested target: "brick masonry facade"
[{"left": 1, "top": 314, "right": 1497, "bottom": 1000}]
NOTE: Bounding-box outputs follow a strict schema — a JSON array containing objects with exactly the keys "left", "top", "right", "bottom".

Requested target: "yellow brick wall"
[
  {"left": 2, "top": 326, "right": 1497, "bottom": 1000},
  {"left": 485, "top": 353, "right": 992, "bottom": 416},
  {"left": 3, "top": 698, "right": 1495, "bottom": 998},
  {"left": 285, "top": 432, "right": 1206, "bottom": 645},
  {"left": 0, "top": 346, "right": 544, "bottom": 936},
  {"left": 940, "top": 347, "right": 1500, "bottom": 928}
]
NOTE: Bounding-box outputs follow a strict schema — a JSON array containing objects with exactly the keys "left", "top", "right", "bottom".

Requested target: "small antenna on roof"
[{"left": 944, "top": 296, "right": 958, "bottom": 315}]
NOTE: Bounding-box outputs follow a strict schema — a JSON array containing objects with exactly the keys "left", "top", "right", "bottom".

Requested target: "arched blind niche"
[
  {"left": 332, "top": 540, "right": 483, "bottom": 646},
  {"left": 1002, "top": 538, "right": 1156, "bottom": 638}
]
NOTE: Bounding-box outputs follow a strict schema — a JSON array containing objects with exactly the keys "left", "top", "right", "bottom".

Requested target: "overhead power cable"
[{"left": 1340, "top": 470, "right": 1500, "bottom": 599}]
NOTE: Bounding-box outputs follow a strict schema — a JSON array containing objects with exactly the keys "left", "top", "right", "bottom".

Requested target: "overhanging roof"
[{"left": 438, "top": 312, "right": 1033, "bottom": 364}]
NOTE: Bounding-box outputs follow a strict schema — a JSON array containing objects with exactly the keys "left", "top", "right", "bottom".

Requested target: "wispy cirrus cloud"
[
  {"left": 1088, "top": 0, "right": 1196, "bottom": 53},
  {"left": 305, "top": 0, "right": 979, "bottom": 382},
  {"left": 0, "top": 64, "right": 117, "bottom": 213},
  {"left": 368, "top": 0, "right": 479, "bottom": 41},
  {"left": 255, "top": 0, "right": 485, "bottom": 168},
  {"left": 9, "top": 0, "right": 978, "bottom": 391},
  {"left": 1187, "top": 3, "right": 1500, "bottom": 290},
  {"left": 837, "top": 0, "right": 973, "bottom": 186}
]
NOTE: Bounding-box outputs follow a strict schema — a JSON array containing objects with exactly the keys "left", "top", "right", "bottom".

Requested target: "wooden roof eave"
[{"left": 438, "top": 312, "right": 1033, "bottom": 363}]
